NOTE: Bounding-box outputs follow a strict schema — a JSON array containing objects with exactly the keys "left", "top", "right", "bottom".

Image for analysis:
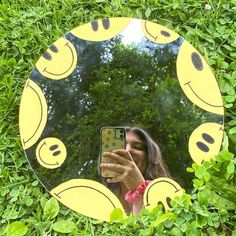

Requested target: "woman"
[{"left": 100, "top": 126, "right": 170, "bottom": 215}]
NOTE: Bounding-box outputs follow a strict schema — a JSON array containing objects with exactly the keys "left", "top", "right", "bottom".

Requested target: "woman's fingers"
[
  {"left": 103, "top": 151, "right": 131, "bottom": 165},
  {"left": 107, "top": 173, "right": 128, "bottom": 184},
  {"left": 104, "top": 149, "right": 134, "bottom": 161},
  {"left": 112, "top": 149, "right": 133, "bottom": 161},
  {"left": 100, "top": 163, "right": 127, "bottom": 174}
]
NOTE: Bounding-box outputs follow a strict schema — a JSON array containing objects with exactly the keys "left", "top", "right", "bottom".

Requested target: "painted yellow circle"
[
  {"left": 51, "top": 179, "right": 126, "bottom": 222},
  {"left": 143, "top": 177, "right": 184, "bottom": 212},
  {"left": 71, "top": 17, "right": 131, "bottom": 41},
  {"left": 177, "top": 41, "right": 224, "bottom": 115},
  {"left": 36, "top": 137, "right": 67, "bottom": 169},
  {"left": 35, "top": 38, "right": 77, "bottom": 80},
  {"left": 142, "top": 20, "right": 179, "bottom": 44},
  {"left": 189, "top": 123, "right": 224, "bottom": 165},
  {"left": 19, "top": 80, "right": 47, "bottom": 150}
]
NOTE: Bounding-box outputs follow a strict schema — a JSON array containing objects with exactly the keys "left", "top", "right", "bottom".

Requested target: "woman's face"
[{"left": 126, "top": 131, "right": 147, "bottom": 173}]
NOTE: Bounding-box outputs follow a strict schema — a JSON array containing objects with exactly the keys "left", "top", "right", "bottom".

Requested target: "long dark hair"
[{"left": 125, "top": 126, "right": 170, "bottom": 179}]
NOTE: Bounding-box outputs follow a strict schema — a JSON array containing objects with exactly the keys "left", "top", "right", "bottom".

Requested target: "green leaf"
[
  {"left": 145, "top": 8, "right": 152, "bottom": 18},
  {"left": 170, "top": 227, "right": 182, "bottom": 236},
  {"left": 180, "top": 223, "right": 187, "bottom": 232},
  {"left": 176, "top": 217, "right": 185, "bottom": 225},
  {"left": 223, "top": 44, "right": 234, "bottom": 51},
  {"left": 224, "top": 103, "right": 233, "bottom": 108},
  {"left": 7, "top": 221, "right": 28, "bottom": 236},
  {"left": 24, "top": 196, "right": 33, "bottom": 207},
  {"left": 221, "top": 131, "right": 229, "bottom": 151},
  {"left": 151, "top": 212, "right": 176, "bottom": 227},
  {"left": 229, "top": 127, "right": 236, "bottom": 134},
  {"left": 227, "top": 161, "right": 235, "bottom": 174},
  {"left": 197, "top": 215, "right": 208, "bottom": 227},
  {"left": 31, "top": 180, "right": 38, "bottom": 186},
  {"left": 178, "top": 12, "right": 187, "bottom": 21},
  {"left": 193, "top": 179, "right": 203, "bottom": 188},
  {"left": 198, "top": 189, "right": 211, "bottom": 205},
  {"left": 207, "top": 176, "right": 236, "bottom": 206},
  {"left": 203, "top": 172, "right": 211, "bottom": 182},
  {"left": 52, "top": 220, "right": 77, "bottom": 233},
  {"left": 110, "top": 208, "right": 124, "bottom": 222},
  {"left": 40, "top": 196, "right": 48, "bottom": 209},
  {"left": 218, "top": 150, "right": 234, "bottom": 161},
  {"left": 228, "top": 120, "right": 236, "bottom": 126},
  {"left": 43, "top": 197, "right": 59, "bottom": 220},
  {"left": 225, "top": 95, "right": 236, "bottom": 103},
  {"left": 195, "top": 166, "right": 206, "bottom": 179},
  {"left": 186, "top": 167, "right": 194, "bottom": 173},
  {"left": 221, "top": 61, "right": 229, "bottom": 69}
]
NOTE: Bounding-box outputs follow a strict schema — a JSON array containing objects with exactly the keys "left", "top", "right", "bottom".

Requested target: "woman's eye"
[{"left": 133, "top": 145, "right": 144, "bottom": 150}]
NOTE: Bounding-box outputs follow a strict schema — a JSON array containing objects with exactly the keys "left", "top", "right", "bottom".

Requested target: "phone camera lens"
[{"left": 120, "top": 134, "right": 123, "bottom": 138}]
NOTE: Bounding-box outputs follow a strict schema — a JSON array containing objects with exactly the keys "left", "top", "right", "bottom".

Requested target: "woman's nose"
[{"left": 126, "top": 143, "right": 132, "bottom": 152}]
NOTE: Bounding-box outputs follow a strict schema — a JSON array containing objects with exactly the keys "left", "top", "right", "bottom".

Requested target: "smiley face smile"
[
  {"left": 36, "top": 137, "right": 67, "bottom": 169},
  {"left": 177, "top": 40, "right": 224, "bottom": 115},
  {"left": 184, "top": 81, "right": 223, "bottom": 108}
]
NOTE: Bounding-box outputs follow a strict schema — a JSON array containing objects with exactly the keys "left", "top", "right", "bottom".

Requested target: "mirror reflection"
[{"left": 26, "top": 20, "right": 223, "bottom": 211}]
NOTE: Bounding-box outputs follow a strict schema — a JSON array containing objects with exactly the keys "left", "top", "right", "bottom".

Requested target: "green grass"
[{"left": 0, "top": 0, "right": 236, "bottom": 235}]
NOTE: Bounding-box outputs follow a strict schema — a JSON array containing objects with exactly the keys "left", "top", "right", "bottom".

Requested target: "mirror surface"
[{"left": 25, "top": 19, "right": 223, "bottom": 193}]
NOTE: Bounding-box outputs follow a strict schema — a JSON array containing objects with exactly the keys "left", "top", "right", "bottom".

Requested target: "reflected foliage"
[{"left": 27, "top": 33, "right": 223, "bottom": 192}]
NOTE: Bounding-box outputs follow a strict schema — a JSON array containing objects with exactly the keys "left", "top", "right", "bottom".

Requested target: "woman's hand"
[{"left": 100, "top": 149, "right": 145, "bottom": 191}]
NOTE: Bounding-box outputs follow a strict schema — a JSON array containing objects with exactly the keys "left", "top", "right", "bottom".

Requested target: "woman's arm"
[
  {"left": 100, "top": 149, "right": 146, "bottom": 215},
  {"left": 132, "top": 199, "right": 143, "bottom": 215},
  {"left": 100, "top": 149, "right": 145, "bottom": 191}
]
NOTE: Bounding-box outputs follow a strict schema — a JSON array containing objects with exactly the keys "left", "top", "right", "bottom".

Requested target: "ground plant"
[{"left": 0, "top": 0, "right": 235, "bottom": 235}]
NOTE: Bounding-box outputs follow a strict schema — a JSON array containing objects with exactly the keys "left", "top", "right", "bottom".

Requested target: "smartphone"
[{"left": 100, "top": 127, "right": 126, "bottom": 178}]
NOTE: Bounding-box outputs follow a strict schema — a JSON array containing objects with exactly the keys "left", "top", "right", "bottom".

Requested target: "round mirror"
[{"left": 19, "top": 18, "right": 224, "bottom": 221}]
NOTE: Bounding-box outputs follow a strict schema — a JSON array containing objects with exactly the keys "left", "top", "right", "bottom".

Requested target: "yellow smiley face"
[
  {"left": 143, "top": 177, "right": 184, "bottom": 212},
  {"left": 189, "top": 123, "right": 224, "bottom": 165},
  {"left": 51, "top": 179, "right": 125, "bottom": 221},
  {"left": 19, "top": 80, "right": 47, "bottom": 150},
  {"left": 36, "top": 137, "right": 67, "bottom": 169},
  {"left": 36, "top": 38, "right": 77, "bottom": 80},
  {"left": 142, "top": 20, "right": 179, "bottom": 44},
  {"left": 70, "top": 17, "right": 131, "bottom": 41},
  {"left": 176, "top": 41, "right": 224, "bottom": 115}
]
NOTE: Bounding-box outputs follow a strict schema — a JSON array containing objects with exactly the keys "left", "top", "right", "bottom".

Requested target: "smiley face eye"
[
  {"left": 91, "top": 19, "right": 110, "bottom": 32},
  {"left": 102, "top": 18, "right": 110, "bottom": 30},
  {"left": 166, "top": 197, "right": 172, "bottom": 208},
  {"left": 202, "top": 133, "right": 214, "bottom": 144},
  {"left": 157, "top": 197, "right": 172, "bottom": 212},
  {"left": 91, "top": 21, "right": 99, "bottom": 31},
  {"left": 50, "top": 44, "right": 58, "bottom": 53},
  {"left": 53, "top": 150, "right": 61, "bottom": 156},
  {"left": 50, "top": 144, "right": 59, "bottom": 151},
  {"left": 42, "top": 51, "right": 52, "bottom": 60},
  {"left": 160, "top": 30, "right": 170, "bottom": 37},
  {"left": 196, "top": 142, "right": 209, "bottom": 152},
  {"left": 191, "top": 52, "right": 203, "bottom": 71},
  {"left": 196, "top": 132, "right": 215, "bottom": 153}
]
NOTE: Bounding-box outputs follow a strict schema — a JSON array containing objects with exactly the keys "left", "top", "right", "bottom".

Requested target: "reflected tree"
[{"left": 26, "top": 34, "right": 223, "bottom": 192}]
